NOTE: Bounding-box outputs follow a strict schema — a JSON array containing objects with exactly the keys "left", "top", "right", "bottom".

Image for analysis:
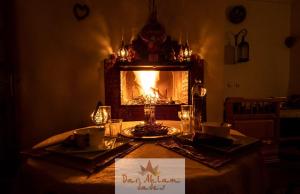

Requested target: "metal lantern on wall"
[
  {"left": 225, "top": 28, "right": 249, "bottom": 64},
  {"left": 235, "top": 29, "right": 249, "bottom": 63}
]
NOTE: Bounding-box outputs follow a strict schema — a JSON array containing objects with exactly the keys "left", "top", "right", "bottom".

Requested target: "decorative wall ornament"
[
  {"left": 285, "top": 36, "right": 297, "bottom": 48},
  {"left": 73, "top": 3, "right": 90, "bottom": 21},
  {"left": 106, "top": 0, "right": 197, "bottom": 66},
  {"left": 227, "top": 5, "right": 247, "bottom": 24}
]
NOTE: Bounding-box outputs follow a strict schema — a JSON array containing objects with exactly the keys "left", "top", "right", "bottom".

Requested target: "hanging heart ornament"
[{"left": 73, "top": 3, "right": 90, "bottom": 21}]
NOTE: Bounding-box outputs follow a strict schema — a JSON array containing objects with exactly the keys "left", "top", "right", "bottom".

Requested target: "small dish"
[{"left": 202, "top": 122, "right": 232, "bottom": 138}]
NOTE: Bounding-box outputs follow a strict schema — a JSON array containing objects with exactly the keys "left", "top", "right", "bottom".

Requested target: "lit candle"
[
  {"left": 181, "top": 111, "right": 190, "bottom": 120},
  {"left": 180, "top": 105, "right": 192, "bottom": 121},
  {"left": 184, "top": 48, "right": 189, "bottom": 58},
  {"left": 120, "top": 48, "right": 127, "bottom": 58}
]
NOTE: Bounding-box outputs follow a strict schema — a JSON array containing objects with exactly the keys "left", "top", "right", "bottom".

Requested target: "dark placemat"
[
  {"left": 159, "top": 134, "right": 261, "bottom": 169},
  {"left": 159, "top": 139, "right": 232, "bottom": 169},
  {"left": 175, "top": 134, "right": 261, "bottom": 155},
  {"left": 21, "top": 141, "right": 144, "bottom": 174}
]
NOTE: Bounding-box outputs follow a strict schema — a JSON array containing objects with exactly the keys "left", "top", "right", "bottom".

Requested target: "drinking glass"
[
  {"left": 180, "top": 105, "right": 192, "bottom": 135},
  {"left": 144, "top": 104, "right": 156, "bottom": 124},
  {"left": 109, "top": 119, "right": 123, "bottom": 137}
]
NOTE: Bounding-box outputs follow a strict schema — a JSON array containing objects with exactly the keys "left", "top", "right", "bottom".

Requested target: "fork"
[{"left": 170, "top": 144, "right": 205, "bottom": 159}]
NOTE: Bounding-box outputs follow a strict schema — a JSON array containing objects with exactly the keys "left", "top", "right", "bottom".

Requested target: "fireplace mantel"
[{"left": 103, "top": 1, "right": 206, "bottom": 121}]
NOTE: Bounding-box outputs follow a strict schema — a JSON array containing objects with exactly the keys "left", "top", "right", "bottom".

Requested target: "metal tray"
[{"left": 120, "top": 126, "right": 180, "bottom": 139}]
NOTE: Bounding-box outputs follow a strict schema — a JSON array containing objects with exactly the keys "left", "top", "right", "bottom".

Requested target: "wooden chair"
[{"left": 224, "top": 97, "right": 284, "bottom": 163}]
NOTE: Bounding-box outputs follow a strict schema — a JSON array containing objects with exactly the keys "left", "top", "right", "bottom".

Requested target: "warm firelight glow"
[{"left": 133, "top": 71, "right": 160, "bottom": 101}]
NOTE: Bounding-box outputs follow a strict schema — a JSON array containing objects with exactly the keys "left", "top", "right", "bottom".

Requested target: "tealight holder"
[
  {"left": 179, "top": 105, "right": 193, "bottom": 134},
  {"left": 91, "top": 105, "right": 111, "bottom": 126},
  {"left": 144, "top": 104, "right": 156, "bottom": 125}
]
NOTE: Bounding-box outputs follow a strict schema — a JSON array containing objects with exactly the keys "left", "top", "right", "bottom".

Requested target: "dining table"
[{"left": 17, "top": 120, "right": 266, "bottom": 194}]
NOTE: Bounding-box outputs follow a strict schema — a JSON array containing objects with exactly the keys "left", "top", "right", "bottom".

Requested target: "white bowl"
[
  {"left": 202, "top": 122, "right": 231, "bottom": 137},
  {"left": 74, "top": 127, "right": 105, "bottom": 149}
]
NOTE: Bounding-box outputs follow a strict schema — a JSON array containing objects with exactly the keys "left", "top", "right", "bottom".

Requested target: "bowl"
[
  {"left": 202, "top": 122, "right": 231, "bottom": 137},
  {"left": 73, "top": 127, "right": 105, "bottom": 149}
]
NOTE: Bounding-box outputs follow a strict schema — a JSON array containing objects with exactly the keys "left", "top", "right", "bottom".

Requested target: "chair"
[{"left": 224, "top": 97, "right": 284, "bottom": 163}]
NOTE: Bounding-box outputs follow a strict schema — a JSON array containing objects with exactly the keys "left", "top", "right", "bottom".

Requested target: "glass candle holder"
[
  {"left": 180, "top": 105, "right": 192, "bottom": 135},
  {"left": 144, "top": 104, "right": 156, "bottom": 125},
  {"left": 91, "top": 106, "right": 111, "bottom": 126},
  {"left": 109, "top": 119, "right": 123, "bottom": 137}
]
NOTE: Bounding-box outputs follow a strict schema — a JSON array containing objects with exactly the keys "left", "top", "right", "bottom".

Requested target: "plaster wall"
[
  {"left": 289, "top": 0, "right": 300, "bottom": 94},
  {"left": 224, "top": 0, "right": 290, "bottom": 98}
]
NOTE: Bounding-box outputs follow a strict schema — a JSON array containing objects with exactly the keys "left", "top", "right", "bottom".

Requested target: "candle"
[{"left": 181, "top": 112, "right": 190, "bottom": 120}]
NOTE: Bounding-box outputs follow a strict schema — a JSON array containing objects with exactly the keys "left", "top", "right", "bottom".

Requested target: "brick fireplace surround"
[{"left": 104, "top": 60, "right": 205, "bottom": 121}]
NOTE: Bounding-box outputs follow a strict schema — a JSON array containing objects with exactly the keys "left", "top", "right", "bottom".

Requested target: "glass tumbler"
[
  {"left": 180, "top": 105, "right": 192, "bottom": 135},
  {"left": 109, "top": 119, "right": 123, "bottom": 137},
  {"left": 144, "top": 104, "right": 156, "bottom": 124}
]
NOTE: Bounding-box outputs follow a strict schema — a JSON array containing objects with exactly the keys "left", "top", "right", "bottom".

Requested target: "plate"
[{"left": 120, "top": 126, "right": 180, "bottom": 139}]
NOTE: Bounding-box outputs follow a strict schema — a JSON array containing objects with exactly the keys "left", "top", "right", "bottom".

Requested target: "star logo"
[{"left": 139, "top": 160, "right": 160, "bottom": 176}]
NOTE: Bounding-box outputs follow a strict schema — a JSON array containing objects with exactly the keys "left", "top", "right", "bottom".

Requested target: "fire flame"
[{"left": 133, "top": 71, "right": 160, "bottom": 101}]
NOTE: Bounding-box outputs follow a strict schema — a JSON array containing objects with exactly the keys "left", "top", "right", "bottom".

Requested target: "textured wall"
[
  {"left": 14, "top": 0, "right": 226, "bottom": 148},
  {"left": 224, "top": 0, "right": 290, "bottom": 98},
  {"left": 289, "top": 0, "right": 300, "bottom": 94}
]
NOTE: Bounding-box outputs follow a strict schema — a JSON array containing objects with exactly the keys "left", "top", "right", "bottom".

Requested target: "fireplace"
[
  {"left": 104, "top": 1, "right": 205, "bottom": 121},
  {"left": 120, "top": 70, "right": 189, "bottom": 105},
  {"left": 104, "top": 62, "right": 204, "bottom": 121}
]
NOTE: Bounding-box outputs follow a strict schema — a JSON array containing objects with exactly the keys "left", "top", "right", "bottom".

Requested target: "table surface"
[{"left": 19, "top": 120, "right": 265, "bottom": 194}]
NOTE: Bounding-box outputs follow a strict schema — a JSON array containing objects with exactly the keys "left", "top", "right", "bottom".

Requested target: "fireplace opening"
[{"left": 120, "top": 70, "right": 189, "bottom": 105}]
